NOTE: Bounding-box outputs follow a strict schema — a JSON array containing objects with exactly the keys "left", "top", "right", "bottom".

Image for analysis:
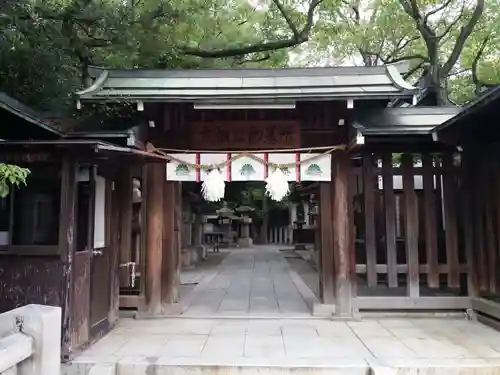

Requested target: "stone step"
[{"left": 63, "top": 360, "right": 500, "bottom": 375}]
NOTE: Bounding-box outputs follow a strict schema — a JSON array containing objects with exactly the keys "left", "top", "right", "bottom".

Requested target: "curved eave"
[{"left": 385, "top": 64, "right": 418, "bottom": 92}]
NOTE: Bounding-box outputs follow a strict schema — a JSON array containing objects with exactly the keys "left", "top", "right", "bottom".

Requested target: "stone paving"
[
  {"left": 65, "top": 317, "right": 500, "bottom": 374},
  {"left": 180, "top": 246, "right": 318, "bottom": 317},
  {"left": 64, "top": 246, "right": 500, "bottom": 374}
]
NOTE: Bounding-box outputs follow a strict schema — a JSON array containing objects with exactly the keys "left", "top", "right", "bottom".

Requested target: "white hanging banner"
[
  {"left": 165, "top": 153, "right": 332, "bottom": 182},
  {"left": 300, "top": 153, "right": 332, "bottom": 181}
]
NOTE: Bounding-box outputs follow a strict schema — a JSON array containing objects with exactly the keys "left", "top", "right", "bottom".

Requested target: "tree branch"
[
  {"left": 471, "top": 34, "right": 497, "bottom": 93},
  {"left": 271, "top": 0, "right": 300, "bottom": 38},
  {"left": 183, "top": 0, "right": 323, "bottom": 58},
  {"left": 440, "top": 0, "right": 485, "bottom": 76},
  {"left": 423, "top": 0, "right": 453, "bottom": 24}
]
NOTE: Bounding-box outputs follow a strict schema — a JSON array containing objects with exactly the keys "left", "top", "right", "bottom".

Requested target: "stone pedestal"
[{"left": 237, "top": 216, "right": 253, "bottom": 247}]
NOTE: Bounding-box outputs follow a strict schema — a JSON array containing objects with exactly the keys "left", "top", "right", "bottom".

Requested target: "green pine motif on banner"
[
  {"left": 240, "top": 163, "right": 256, "bottom": 177},
  {"left": 306, "top": 163, "right": 322, "bottom": 176},
  {"left": 175, "top": 163, "right": 190, "bottom": 176}
]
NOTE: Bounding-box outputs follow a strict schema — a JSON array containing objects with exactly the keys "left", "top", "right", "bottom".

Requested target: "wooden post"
[
  {"left": 319, "top": 182, "right": 334, "bottom": 304},
  {"left": 362, "top": 152, "right": 377, "bottom": 287},
  {"left": 422, "top": 153, "right": 439, "bottom": 288},
  {"left": 144, "top": 163, "right": 164, "bottom": 314},
  {"left": 162, "top": 181, "right": 179, "bottom": 303},
  {"left": 402, "top": 154, "right": 419, "bottom": 298},
  {"left": 59, "top": 158, "right": 77, "bottom": 358},
  {"left": 382, "top": 153, "right": 398, "bottom": 288},
  {"left": 332, "top": 151, "right": 353, "bottom": 316}
]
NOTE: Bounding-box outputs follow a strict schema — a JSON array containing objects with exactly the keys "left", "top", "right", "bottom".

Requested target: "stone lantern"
[
  {"left": 235, "top": 205, "right": 255, "bottom": 247},
  {"left": 216, "top": 202, "right": 236, "bottom": 248}
]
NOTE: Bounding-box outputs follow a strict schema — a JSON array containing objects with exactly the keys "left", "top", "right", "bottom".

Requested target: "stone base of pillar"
[
  {"left": 181, "top": 249, "right": 194, "bottom": 269},
  {"left": 294, "top": 243, "right": 307, "bottom": 250},
  {"left": 312, "top": 303, "right": 336, "bottom": 317},
  {"left": 238, "top": 237, "right": 253, "bottom": 247},
  {"left": 190, "top": 248, "right": 199, "bottom": 264}
]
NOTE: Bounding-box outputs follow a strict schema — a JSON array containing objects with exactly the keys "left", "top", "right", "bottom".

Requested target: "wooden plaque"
[
  {"left": 0, "top": 152, "right": 52, "bottom": 163},
  {"left": 190, "top": 121, "right": 300, "bottom": 150}
]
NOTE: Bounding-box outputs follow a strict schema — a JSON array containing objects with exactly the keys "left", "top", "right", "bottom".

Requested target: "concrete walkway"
[{"left": 180, "top": 246, "right": 318, "bottom": 317}]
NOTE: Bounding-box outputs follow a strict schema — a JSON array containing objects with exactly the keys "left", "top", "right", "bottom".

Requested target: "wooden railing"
[
  {"left": 267, "top": 226, "right": 292, "bottom": 244},
  {"left": 0, "top": 305, "right": 61, "bottom": 375}
]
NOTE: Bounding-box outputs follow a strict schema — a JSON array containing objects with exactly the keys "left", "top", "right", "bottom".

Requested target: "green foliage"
[{"left": 0, "top": 164, "right": 30, "bottom": 197}]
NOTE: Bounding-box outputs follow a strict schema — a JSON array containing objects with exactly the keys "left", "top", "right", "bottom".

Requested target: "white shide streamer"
[
  {"left": 265, "top": 168, "right": 290, "bottom": 202},
  {"left": 201, "top": 168, "right": 225, "bottom": 202}
]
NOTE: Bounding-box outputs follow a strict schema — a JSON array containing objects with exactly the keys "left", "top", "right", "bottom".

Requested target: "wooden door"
[{"left": 89, "top": 175, "right": 111, "bottom": 337}]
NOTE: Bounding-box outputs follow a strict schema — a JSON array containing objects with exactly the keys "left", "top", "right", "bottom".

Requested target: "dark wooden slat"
[
  {"left": 381, "top": 153, "right": 398, "bottom": 288},
  {"left": 422, "top": 153, "right": 439, "bottom": 288},
  {"left": 483, "top": 152, "right": 497, "bottom": 294},
  {"left": 402, "top": 154, "right": 419, "bottom": 298},
  {"left": 495, "top": 149, "right": 500, "bottom": 293},
  {"left": 474, "top": 152, "right": 488, "bottom": 292},
  {"left": 355, "top": 263, "right": 467, "bottom": 274},
  {"left": 362, "top": 153, "right": 377, "bottom": 287},
  {"left": 319, "top": 182, "right": 334, "bottom": 304},
  {"left": 442, "top": 152, "right": 460, "bottom": 289},
  {"left": 332, "top": 151, "right": 353, "bottom": 315},
  {"left": 461, "top": 149, "right": 478, "bottom": 297}
]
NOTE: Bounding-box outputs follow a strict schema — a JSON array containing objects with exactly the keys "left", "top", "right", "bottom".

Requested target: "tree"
[
  {"left": 0, "top": 0, "right": 329, "bottom": 112},
  {"left": 307, "top": 0, "right": 492, "bottom": 104},
  {"left": 0, "top": 164, "right": 30, "bottom": 197}
]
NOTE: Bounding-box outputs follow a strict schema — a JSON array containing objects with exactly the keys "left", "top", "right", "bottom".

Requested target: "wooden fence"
[{"left": 352, "top": 151, "right": 471, "bottom": 310}]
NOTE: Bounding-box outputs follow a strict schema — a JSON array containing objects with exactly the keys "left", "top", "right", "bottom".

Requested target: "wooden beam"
[
  {"left": 143, "top": 163, "right": 164, "bottom": 315},
  {"left": 319, "top": 182, "right": 334, "bottom": 304},
  {"left": 353, "top": 296, "right": 471, "bottom": 310},
  {"left": 402, "top": 154, "right": 419, "bottom": 298},
  {"left": 332, "top": 151, "right": 354, "bottom": 316}
]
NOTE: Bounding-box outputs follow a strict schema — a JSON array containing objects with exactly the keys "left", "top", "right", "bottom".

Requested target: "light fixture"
[
  {"left": 76, "top": 99, "right": 82, "bottom": 110},
  {"left": 347, "top": 99, "right": 354, "bottom": 109},
  {"left": 338, "top": 118, "right": 345, "bottom": 126},
  {"left": 193, "top": 103, "right": 296, "bottom": 110},
  {"left": 137, "top": 101, "right": 144, "bottom": 111},
  {"left": 412, "top": 95, "right": 417, "bottom": 105},
  {"left": 148, "top": 120, "right": 155, "bottom": 128}
]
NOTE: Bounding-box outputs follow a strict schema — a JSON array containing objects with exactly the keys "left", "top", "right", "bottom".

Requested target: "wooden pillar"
[
  {"left": 144, "top": 163, "right": 164, "bottom": 314},
  {"left": 162, "top": 181, "right": 179, "bottom": 303},
  {"left": 319, "top": 182, "right": 334, "bottom": 304},
  {"left": 332, "top": 151, "right": 354, "bottom": 316}
]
